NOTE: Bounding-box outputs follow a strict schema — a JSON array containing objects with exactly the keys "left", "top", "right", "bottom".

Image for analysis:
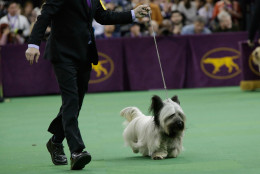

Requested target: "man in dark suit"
[{"left": 25, "top": 0, "right": 150, "bottom": 170}]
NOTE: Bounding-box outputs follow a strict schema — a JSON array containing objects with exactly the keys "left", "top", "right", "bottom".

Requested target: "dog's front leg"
[
  {"left": 168, "top": 147, "right": 181, "bottom": 158},
  {"left": 151, "top": 151, "right": 168, "bottom": 160}
]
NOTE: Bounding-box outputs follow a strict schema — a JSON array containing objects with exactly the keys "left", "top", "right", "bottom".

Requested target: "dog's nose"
[{"left": 176, "top": 121, "right": 184, "bottom": 130}]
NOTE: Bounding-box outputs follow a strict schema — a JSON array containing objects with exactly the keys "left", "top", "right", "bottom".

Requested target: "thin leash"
[{"left": 148, "top": 12, "right": 169, "bottom": 99}]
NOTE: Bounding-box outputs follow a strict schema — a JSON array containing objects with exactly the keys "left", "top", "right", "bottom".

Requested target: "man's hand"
[
  {"left": 3, "top": 28, "right": 10, "bottom": 35},
  {"left": 25, "top": 47, "right": 40, "bottom": 65},
  {"left": 134, "top": 5, "right": 151, "bottom": 18}
]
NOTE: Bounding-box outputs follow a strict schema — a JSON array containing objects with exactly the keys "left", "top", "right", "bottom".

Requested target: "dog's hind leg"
[
  {"left": 129, "top": 141, "right": 142, "bottom": 153},
  {"left": 130, "top": 142, "right": 139, "bottom": 153},
  {"left": 132, "top": 148, "right": 139, "bottom": 153}
]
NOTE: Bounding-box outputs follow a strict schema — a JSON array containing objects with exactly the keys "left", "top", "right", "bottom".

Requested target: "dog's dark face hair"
[
  {"left": 167, "top": 114, "right": 185, "bottom": 137},
  {"left": 254, "top": 50, "right": 260, "bottom": 62},
  {"left": 255, "top": 51, "right": 258, "bottom": 60},
  {"left": 149, "top": 95, "right": 181, "bottom": 128}
]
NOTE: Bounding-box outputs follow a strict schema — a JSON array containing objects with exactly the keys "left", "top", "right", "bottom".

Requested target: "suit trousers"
[{"left": 47, "top": 58, "right": 92, "bottom": 153}]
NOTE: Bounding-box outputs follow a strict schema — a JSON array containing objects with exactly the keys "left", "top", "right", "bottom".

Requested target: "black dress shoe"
[
  {"left": 46, "top": 138, "right": 68, "bottom": 165},
  {"left": 70, "top": 151, "right": 91, "bottom": 170}
]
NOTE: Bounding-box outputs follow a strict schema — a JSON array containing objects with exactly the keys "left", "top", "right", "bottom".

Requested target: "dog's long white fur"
[{"left": 121, "top": 107, "right": 161, "bottom": 156}]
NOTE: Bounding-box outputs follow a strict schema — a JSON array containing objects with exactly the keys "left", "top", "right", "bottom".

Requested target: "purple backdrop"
[
  {"left": 124, "top": 36, "right": 188, "bottom": 90},
  {"left": 0, "top": 32, "right": 248, "bottom": 97},
  {"left": 1, "top": 44, "right": 59, "bottom": 97},
  {"left": 1, "top": 40, "right": 126, "bottom": 97}
]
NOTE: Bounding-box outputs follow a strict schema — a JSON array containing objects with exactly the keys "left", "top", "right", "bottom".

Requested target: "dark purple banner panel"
[
  {"left": 124, "top": 36, "right": 188, "bottom": 90},
  {"left": 1, "top": 40, "right": 125, "bottom": 97},
  {"left": 88, "top": 39, "right": 125, "bottom": 92},
  {"left": 1, "top": 44, "right": 59, "bottom": 97},
  {"left": 185, "top": 32, "right": 247, "bottom": 88}
]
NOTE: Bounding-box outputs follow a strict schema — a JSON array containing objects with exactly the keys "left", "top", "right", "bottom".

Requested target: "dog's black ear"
[
  {"left": 171, "top": 95, "right": 180, "bottom": 105},
  {"left": 149, "top": 95, "right": 164, "bottom": 127}
]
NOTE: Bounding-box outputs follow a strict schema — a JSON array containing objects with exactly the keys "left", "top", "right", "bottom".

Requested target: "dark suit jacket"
[
  {"left": 28, "top": 0, "right": 132, "bottom": 64},
  {"left": 248, "top": 0, "right": 260, "bottom": 42}
]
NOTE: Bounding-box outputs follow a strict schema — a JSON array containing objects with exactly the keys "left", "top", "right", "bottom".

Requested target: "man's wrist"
[
  {"left": 131, "top": 10, "right": 136, "bottom": 21},
  {"left": 28, "top": 44, "right": 39, "bottom": 49}
]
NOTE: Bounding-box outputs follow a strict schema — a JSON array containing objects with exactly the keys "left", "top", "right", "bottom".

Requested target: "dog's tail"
[{"left": 120, "top": 107, "right": 142, "bottom": 123}]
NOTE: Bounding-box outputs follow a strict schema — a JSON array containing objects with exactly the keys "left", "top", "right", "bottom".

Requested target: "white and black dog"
[{"left": 120, "top": 95, "right": 186, "bottom": 160}]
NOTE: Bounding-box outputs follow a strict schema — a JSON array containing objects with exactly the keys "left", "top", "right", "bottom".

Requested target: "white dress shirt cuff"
[
  {"left": 28, "top": 44, "right": 39, "bottom": 49},
  {"left": 131, "top": 10, "right": 136, "bottom": 21}
]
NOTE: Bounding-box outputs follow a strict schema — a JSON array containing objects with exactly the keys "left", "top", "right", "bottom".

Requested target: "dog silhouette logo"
[
  {"left": 89, "top": 52, "right": 114, "bottom": 84},
  {"left": 92, "top": 60, "right": 109, "bottom": 77},
  {"left": 203, "top": 56, "right": 239, "bottom": 74},
  {"left": 248, "top": 54, "right": 260, "bottom": 77},
  {"left": 201, "top": 47, "right": 241, "bottom": 79}
]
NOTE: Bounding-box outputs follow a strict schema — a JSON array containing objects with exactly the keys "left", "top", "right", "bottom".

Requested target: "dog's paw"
[
  {"left": 151, "top": 151, "right": 167, "bottom": 160},
  {"left": 132, "top": 149, "right": 139, "bottom": 153},
  {"left": 151, "top": 153, "right": 166, "bottom": 160},
  {"left": 152, "top": 155, "right": 164, "bottom": 160}
]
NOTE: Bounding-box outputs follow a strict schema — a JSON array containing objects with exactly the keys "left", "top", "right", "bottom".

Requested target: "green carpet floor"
[{"left": 0, "top": 87, "right": 259, "bottom": 174}]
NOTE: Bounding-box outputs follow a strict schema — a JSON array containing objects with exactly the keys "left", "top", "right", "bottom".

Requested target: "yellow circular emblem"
[
  {"left": 200, "top": 47, "right": 241, "bottom": 79},
  {"left": 89, "top": 52, "right": 114, "bottom": 84}
]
